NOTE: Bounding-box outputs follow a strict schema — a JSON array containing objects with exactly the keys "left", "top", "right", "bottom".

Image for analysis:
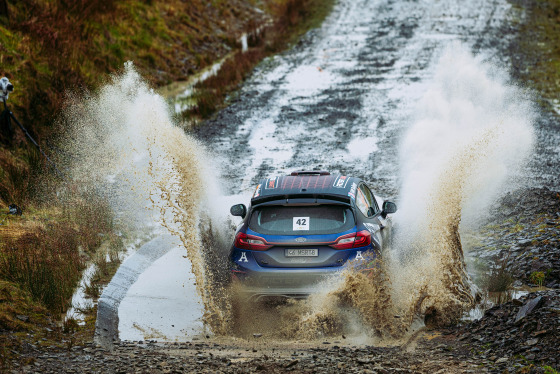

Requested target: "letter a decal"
[
  {"left": 239, "top": 252, "right": 248, "bottom": 263},
  {"left": 355, "top": 251, "right": 364, "bottom": 261}
]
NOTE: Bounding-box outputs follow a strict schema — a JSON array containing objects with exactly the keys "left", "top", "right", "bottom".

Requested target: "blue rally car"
[{"left": 229, "top": 171, "right": 397, "bottom": 300}]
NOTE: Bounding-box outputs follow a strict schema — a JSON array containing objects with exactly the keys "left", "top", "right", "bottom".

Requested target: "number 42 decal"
[{"left": 293, "top": 217, "right": 310, "bottom": 231}]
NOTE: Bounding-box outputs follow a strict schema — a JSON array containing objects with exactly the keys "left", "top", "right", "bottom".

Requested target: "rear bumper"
[
  {"left": 230, "top": 246, "right": 379, "bottom": 300},
  {"left": 232, "top": 267, "right": 340, "bottom": 300}
]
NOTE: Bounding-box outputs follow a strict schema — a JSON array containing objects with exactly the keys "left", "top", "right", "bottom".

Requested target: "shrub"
[
  {"left": 0, "top": 224, "right": 84, "bottom": 313},
  {"left": 485, "top": 265, "right": 514, "bottom": 293},
  {"left": 529, "top": 271, "right": 546, "bottom": 286}
]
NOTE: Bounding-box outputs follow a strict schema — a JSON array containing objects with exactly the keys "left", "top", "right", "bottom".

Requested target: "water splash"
[
  {"left": 388, "top": 43, "right": 534, "bottom": 329},
  {"left": 273, "top": 43, "right": 535, "bottom": 341},
  {"left": 59, "top": 63, "right": 228, "bottom": 333},
  {"left": 60, "top": 44, "right": 535, "bottom": 341}
]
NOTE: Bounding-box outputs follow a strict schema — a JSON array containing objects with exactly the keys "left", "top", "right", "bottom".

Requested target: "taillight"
[
  {"left": 330, "top": 230, "right": 372, "bottom": 250},
  {"left": 330, "top": 234, "right": 356, "bottom": 250},
  {"left": 234, "top": 232, "right": 273, "bottom": 251}
]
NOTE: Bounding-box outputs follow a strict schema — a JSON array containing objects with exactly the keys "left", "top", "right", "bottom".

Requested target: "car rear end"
[{"left": 229, "top": 200, "right": 378, "bottom": 300}]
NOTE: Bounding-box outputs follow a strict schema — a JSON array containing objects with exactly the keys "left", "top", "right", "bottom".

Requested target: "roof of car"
[{"left": 251, "top": 171, "right": 361, "bottom": 204}]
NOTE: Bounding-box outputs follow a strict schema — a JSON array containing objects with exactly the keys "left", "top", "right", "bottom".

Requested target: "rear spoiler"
[
  {"left": 290, "top": 170, "right": 330, "bottom": 176},
  {"left": 251, "top": 193, "right": 351, "bottom": 206}
]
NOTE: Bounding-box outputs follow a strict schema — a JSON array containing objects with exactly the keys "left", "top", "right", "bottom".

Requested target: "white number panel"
[{"left": 293, "top": 217, "right": 310, "bottom": 231}]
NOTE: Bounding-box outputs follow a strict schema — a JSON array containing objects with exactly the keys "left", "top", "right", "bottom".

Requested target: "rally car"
[{"left": 228, "top": 170, "right": 397, "bottom": 300}]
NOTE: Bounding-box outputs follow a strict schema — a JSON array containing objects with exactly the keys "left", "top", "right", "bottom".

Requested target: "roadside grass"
[
  {"left": 0, "top": 190, "right": 114, "bottom": 313},
  {"left": 0, "top": 223, "right": 83, "bottom": 313},
  {"left": 0, "top": 280, "right": 49, "bottom": 369},
  {"left": 513, "top": 358, "right": 560, "bottom": 374},
  {"left": 0, "top": 191, "right": 119, "bottom": 370},
  {"left": 510, "top": 0, "right": 560, "bottom": 108},
  {"left": 0, "top": 280, "right": 48, "bottom": 332},
  {"left": 544, "top": 366, "right": 560, "bottom": 374},
  {"left": 0, "top": 279, "right": 99, "bottom": 370},
  {"left": 484, "top": 267, "right": 514, "bottom": 293},
  {"left": 0, "top": 0, "right": 271, "bottom": 138},
  {"left": 528, "top": 270, "right": 551, "bottom": 287},
  {"left": 0, "top": 146, "right": 43, "bottom": 208},
  {"left": 482, "top": 251, "right": 514, "bottom": 295}
]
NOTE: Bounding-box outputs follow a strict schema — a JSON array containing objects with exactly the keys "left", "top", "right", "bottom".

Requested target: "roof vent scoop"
[{"left": 290, "top": 170, "right": 330, "bottom": 176}]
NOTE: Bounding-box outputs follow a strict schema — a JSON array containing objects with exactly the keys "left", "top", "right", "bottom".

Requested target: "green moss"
[
  {"left": 544, "top": 366, "right": 560, "bottom": 374},
  {"left": 529, "top": 271, "right": 546, "bottom": 286},
  {"left": 109, "top": 43, "right": 125, "bottom": 60},
  {"left": 509, "top": 223, "right": 525, "bottom": 233}
]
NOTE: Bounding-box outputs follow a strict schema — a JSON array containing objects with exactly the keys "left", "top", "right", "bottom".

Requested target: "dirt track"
[
  {"left": 190, "top": 0, "right": 559, "bottom": 371},
  {"left": 15, "top": 335, "right": 492, "bottom": 373}
]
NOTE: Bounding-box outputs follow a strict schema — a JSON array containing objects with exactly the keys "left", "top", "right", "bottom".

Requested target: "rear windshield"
[{"left": 249, "top": 205, "right": 355, "bottom": 235}]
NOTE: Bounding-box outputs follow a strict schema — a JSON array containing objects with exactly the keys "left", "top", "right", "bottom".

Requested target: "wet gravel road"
[
  {"left": 196, "top": 0, "right": 533, "bottom": 197},
  {"left": 14, "top": 338, "right": 494, "bottom": 373}
]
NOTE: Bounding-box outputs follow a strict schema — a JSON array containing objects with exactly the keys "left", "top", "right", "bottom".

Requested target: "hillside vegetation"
[
  {"left": 1, "top": 0, "right": 266, "bottom": 127},
  {"left": 0, "top": 0, "right": 331, "bottom": 206}
]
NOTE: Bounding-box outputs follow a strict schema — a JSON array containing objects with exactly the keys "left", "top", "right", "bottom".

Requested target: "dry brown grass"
[
  {"left": 0, "top": 0, "right": 271, "bottom": 137},
  {"left": 0, "top": 225, "right": 83, "bottom": 313},
  {"left": 0, "top": 189, "right": 113, "bottom": 313}
]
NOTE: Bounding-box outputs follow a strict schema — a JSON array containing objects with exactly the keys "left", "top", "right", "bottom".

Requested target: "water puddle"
[
  {"left": 119, "top": 246, "right": 205, "bottom": 341},
  {"left": 159, "top": 57, "right": 228, "bottom": 115},
  {"left": 64, "top": 238, "right": 145, "bottom": 325},
  {"left": 64, "top": 262, "right": 97, "bottom": 325},
  {"left": 464, "top": 286, "right": 551, "bottom": 321}
]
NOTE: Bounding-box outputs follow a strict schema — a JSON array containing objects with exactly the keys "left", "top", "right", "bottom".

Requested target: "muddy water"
[
  {"left": 59, "top": 64, "right": 231, "bottom": 341},
  {"left": 387, "top": 45, "right": 534, "bottom": 329},
  {"left": 221, "top": 44, "right": 535, "bottom": 342}
]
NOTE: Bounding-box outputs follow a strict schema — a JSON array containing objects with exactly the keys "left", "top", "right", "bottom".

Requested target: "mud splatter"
[
  {"left": 58, "top": 63, "right": 227, "bottom": 333},
  {"left": 268, "top": 44, "right": 535, "bottom": 341},
  {"left": 387, "top": 44, "right": 534, "bottom": 331}
]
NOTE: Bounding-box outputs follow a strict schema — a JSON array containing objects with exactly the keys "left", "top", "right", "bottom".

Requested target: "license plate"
[{"left": 285, "top": 248, "right": 318, "bottom": 257}]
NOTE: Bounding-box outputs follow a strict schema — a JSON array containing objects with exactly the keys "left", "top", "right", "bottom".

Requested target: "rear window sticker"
[
  {"left": 253, "top": 184, "right": 262, "bottom": 198},
  {"left": 333, "top": 175, "right": 349, "bottom": 188},
  {"left": 293, "top": 217, "right": 310, "bottom": 231},
  {"left": 348, "top": 182, "right": 357, "bottom": 199},
  {"left": 265, "top": 176, "right": 279, "bottom": 189}
]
